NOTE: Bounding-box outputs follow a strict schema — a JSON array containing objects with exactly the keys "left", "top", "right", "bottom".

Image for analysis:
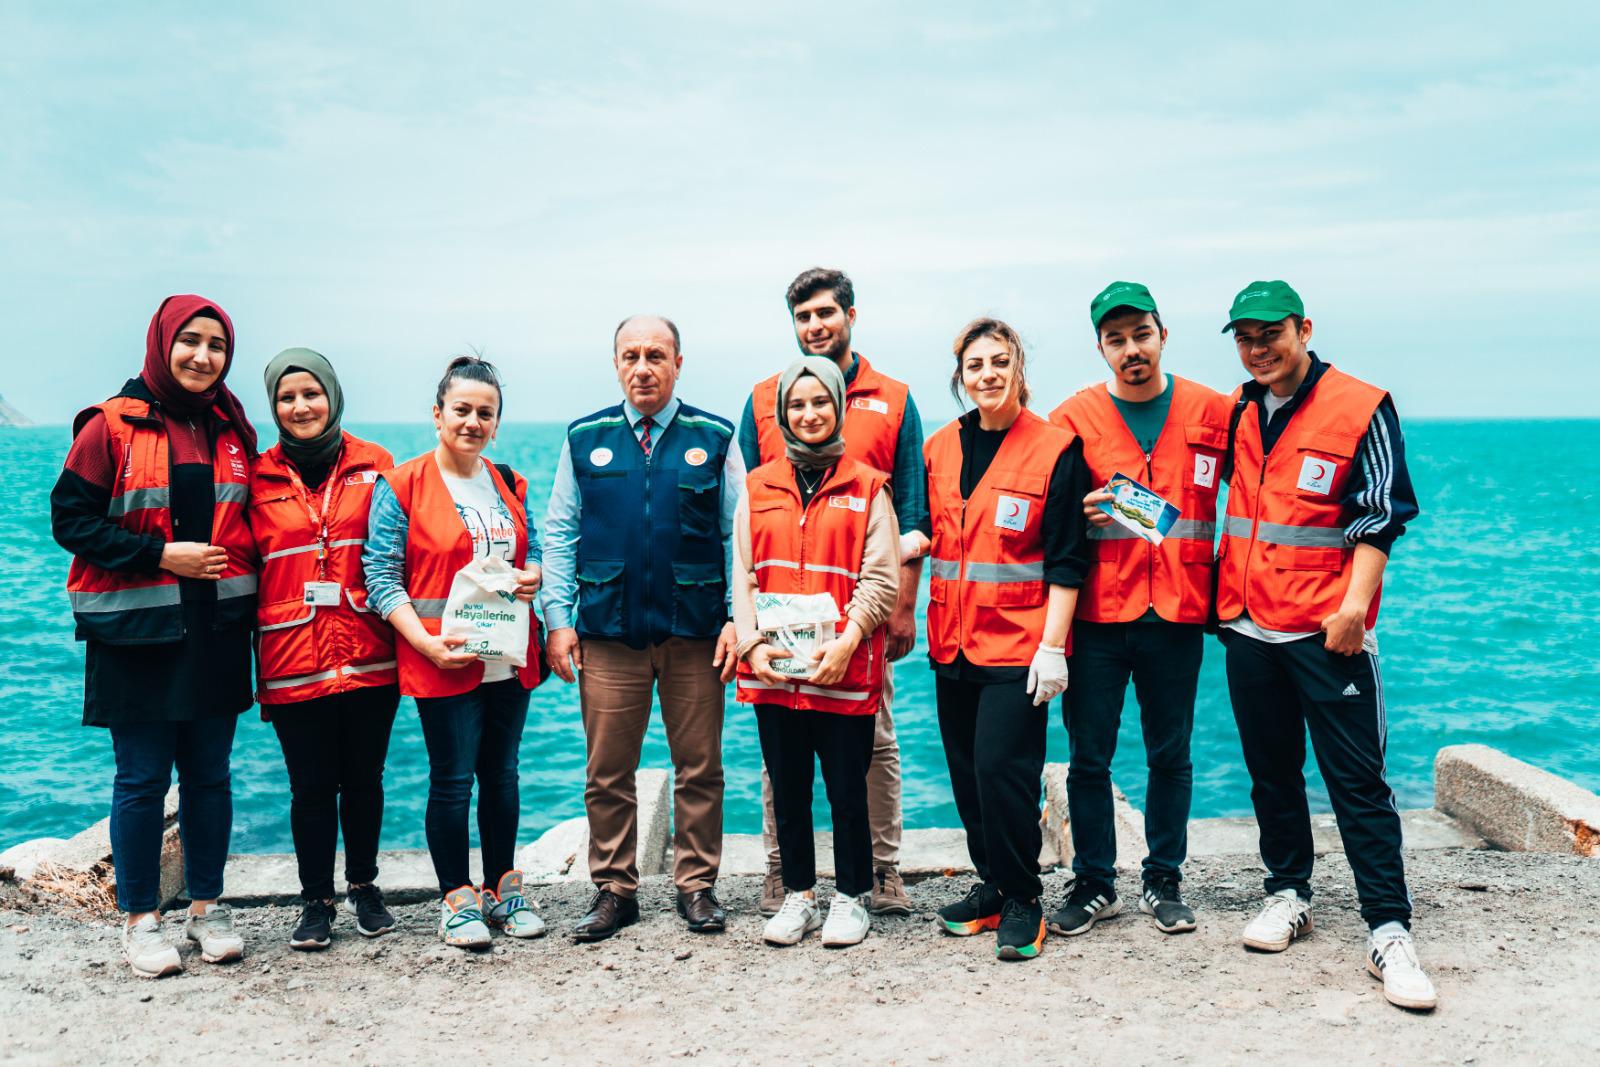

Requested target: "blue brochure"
[{"left": 1098, "top": 472, "right": 1180, "bottom": 545}]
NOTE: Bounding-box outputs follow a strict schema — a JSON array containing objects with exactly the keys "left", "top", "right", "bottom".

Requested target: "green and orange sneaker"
[
  {"left": 937, "top": 882, "right": 1003, "bottom": 936},
  {"left": 438, "top": 885, "right": 491, "bottom": 950},
  {"left": 995, "top": 896, "right": 1045, "bottom": 961},
  {"left": 482, "top": 870, "right": 546, "bottom": 939}
]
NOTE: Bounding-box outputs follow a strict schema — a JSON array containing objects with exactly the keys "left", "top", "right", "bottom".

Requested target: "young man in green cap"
[
  {"left": 1215, "top": 280, "right": 1434, "bottom": 1011},
  {"left": 1046, "top": 283, "right": 1230, "bottom": 938}
]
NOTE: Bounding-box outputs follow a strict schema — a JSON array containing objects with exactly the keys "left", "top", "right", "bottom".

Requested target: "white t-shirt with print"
[{"left": 440, "top": 461, "right": 519, "bottom": 683}]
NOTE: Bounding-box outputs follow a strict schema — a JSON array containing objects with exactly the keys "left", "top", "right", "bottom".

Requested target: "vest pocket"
[
  {"left": 1178, "top": 537, "right": 1215, "bottom": 564},
  {"left": 671, "top": 559, "right": 726, "bottom": 634},
  {"left": 1272, "top": 544, "right": 1345, "bottom": 571},
  {"left": 576, "top": 557, "right": 627, "bottom": 634},
  {"left": 257, "top": 597, "right": 316, "bottom": 682},
  {"left": 974, "top": 580, "right": 1046, "bottom": 608},
  {"left": 678, "top": 469, "right": 722, "bottom": 543}
]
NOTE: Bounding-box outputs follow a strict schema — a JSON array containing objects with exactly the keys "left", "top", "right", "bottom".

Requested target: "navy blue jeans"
[
  {"left": 415, "top": 678, "right": 530, "bottom": 896},
  {"left": 108, "top": 715, "right": 238, "bottom": 913},
  {"left": 1065, "top": 620, "right": 1200, "bottom": 888}
]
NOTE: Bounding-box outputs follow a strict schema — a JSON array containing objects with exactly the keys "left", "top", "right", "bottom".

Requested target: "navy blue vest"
[{"left": 567, "top": 402, "right": 733, "bottom": 649}]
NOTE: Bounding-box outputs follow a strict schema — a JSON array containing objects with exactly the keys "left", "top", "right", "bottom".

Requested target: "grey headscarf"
[
  {"left": 775, "top": 356, "right": 848, "bottom": 472},
  {"left": 264, "top": 347, "right": 345, "bottom": 471}
]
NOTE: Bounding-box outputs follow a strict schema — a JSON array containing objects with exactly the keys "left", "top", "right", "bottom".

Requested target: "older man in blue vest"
[{"left": 542, "top": 314, "right": 744, "bottom": 942}]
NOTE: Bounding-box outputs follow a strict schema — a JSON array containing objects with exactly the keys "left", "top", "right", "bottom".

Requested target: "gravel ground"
[{"left": 2, "top": 849, "right": 1597, "bottom": 1066}]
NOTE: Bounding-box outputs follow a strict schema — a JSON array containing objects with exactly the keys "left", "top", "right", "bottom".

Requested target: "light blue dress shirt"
[{"left": 540, "top": 397, "right": 745, "bottom": 633}]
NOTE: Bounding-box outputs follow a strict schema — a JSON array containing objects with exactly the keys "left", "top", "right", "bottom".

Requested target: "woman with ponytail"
[{"left": 362, "top": 355, "right": 548, "bottom": 950}]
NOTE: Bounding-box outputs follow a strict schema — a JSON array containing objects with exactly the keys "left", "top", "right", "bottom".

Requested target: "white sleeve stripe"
[{"left": 1346, "top": 410, "right": 1395, "bottom": 544}]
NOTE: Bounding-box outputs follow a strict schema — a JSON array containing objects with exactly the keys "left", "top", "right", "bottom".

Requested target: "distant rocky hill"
[{"left": 0, "top": 395, "right": 32, "bottom": 427}]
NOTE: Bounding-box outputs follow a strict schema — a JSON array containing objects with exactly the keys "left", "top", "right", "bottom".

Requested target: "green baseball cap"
[
  {"left": 1222, "top": 280, "right": 1304, "bottom": 333},
  {"left": 1090, "top": 281, "right": 1159, "bottom": 330}
]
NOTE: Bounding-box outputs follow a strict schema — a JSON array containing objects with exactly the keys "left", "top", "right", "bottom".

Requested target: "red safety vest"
[
  {"left": 750, "top": 355, "right": 908, "bottom": 474},
  {"left": 735, "top": 457, "right": 888, "bottom": 715},
  {"left": 1216, "top": 365, "right": 1388, "bottom": 632},
  {"left": 249, "top": 433, "right": 398, "bottom": 703},
  {"left": 1049, "top": 377, "right": 1231, "bottom": 624},
  {"left": 65, "top": 395, "right": 257, "bottom": 644},
  {"left": 924, "top": 409, "right": 1076, "bottom": 666},
  {"left": 382, "top": 453, "right": 546, "bottom": 699}
]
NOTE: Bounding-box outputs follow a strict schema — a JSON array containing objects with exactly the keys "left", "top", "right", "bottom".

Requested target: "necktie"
[{"left": 638, "top": 415, "right": 655, "bottom": 457}]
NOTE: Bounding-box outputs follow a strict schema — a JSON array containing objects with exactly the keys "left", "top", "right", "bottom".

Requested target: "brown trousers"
[
  {"left": 762, "top": 659, "right": 903, "bottom": 869},
  {"left": 579, "top": 637, "right": 725, "bottom": 896}
]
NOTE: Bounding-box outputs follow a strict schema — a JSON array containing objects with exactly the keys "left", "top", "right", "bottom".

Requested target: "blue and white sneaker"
[
  {"left": 482, "top": 870, "right": 547, "bottom": 939},
  {"left": 439, "top": 885, "right": 491, "bottom": 950}
]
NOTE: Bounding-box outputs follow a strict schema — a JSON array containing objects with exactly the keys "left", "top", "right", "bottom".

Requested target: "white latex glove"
[{"left": 1026, "top": 644, "right": 1069, "bottom": 707}]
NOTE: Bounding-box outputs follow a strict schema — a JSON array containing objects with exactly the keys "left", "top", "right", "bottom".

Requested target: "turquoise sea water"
[{"left": 3, "top": 421, "right": 1597, "bottom": 854}]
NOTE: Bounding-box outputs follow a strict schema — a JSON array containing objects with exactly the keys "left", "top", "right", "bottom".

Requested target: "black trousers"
[
  {"left": 755, "top": 704, "right": 876, "bottom": 898},
  {"left": 270, "top": 685, "right": 400, "bottom": 901},
  {"left": 1221, "top": 629, "right": 1411, "bottom": 929},
  {"left": 1065, "top": 619, "right": 1200, "bottom": 887},
  {"left": 936, "top": 675, "right": 1047, "bottom": 901}
]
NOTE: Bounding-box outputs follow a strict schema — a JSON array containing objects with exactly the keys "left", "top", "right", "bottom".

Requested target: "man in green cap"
[
  {"left": 1215, "top": 280, "right": 1434, "bottom": 1011},
  {"left": 1046, "top": 282, "right": 1230, "bottom": 939}
]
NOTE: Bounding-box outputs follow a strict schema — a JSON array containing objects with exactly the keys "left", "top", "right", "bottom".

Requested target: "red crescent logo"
[
  {"left": 1005, "top": 502, "right": 1021, "bottom": 518},
  {"left": 1311, "top": 461, "right": 1329, "bottom": 480}
]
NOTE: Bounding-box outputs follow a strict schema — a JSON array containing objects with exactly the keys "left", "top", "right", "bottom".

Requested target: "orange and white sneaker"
[
  {"left": 438, "top": 885, "right": 491, "bottom": 950},
  {"left": 482, "top": 870, "right": 546, "bottom": 939}
]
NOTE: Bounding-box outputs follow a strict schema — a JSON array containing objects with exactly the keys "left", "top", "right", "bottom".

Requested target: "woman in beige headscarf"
[{"left": 732, "top": 356, "right": 900, "bottom": 949}]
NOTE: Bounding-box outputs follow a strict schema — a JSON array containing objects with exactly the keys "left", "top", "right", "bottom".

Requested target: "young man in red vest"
[
  {"left": 1047, "top": 282, "right": 1230, "bottom": 939},
  {"left": 738, "top": 268, "right": 931, "bottom": 917},
  {"left": 1217, "top": 280, "right": 1434, "bottom": 1011}
]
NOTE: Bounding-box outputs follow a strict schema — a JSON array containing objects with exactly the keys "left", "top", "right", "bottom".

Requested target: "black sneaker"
[
  {"left": 344, "top": 883, "right": 397, "bottom": 937},
  {"left": 1047, "top": 880, "right": 1121, "bottom": 937},
  {"left": 1140, "top": 876, "right": 1197, "bottom": 934},
  {"left": 994, "top": 896, "right": 1045, "bottom": 961},
  {"left": 290, "top": 899, "right": 336, "bottom": 951},
  {"left": 936, "top": 882, "right": 1003, "bottom": 936}
]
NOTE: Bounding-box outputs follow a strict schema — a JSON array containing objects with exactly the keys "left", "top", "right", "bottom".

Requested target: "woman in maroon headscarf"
[{"left": 51, "top": 294, "right": 260, "bottom": 978}]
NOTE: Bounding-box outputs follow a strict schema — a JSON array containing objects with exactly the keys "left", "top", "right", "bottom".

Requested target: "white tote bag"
[{"left": 440, "top": 555, "right": 529, "bottom": 668}]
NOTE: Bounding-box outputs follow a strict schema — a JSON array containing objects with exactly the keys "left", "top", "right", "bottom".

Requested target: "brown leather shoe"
[
  {"left": 676, "top": 887, "right": 727, "bottom": 933},
  {"left": 759, "top": 864, "right": 785, "bottom": 917},
  {"left": 870, "top": 866, "right": 913, "bottom": 916},
  {"left": 572, "top": 888, "right": 639, "bottom": 942}
]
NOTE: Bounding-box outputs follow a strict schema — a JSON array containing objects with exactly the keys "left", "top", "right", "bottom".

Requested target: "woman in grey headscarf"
[
  {"left": 249, "top": 349, "right": 402, "bottom": 951},
  {"left": 731, "top": 356, "right": 901, "bottom": 949}
]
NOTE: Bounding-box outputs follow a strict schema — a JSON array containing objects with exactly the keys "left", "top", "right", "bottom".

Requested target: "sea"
[{"left": 2, "top": 421, "right": 1597, "bottom": 855}]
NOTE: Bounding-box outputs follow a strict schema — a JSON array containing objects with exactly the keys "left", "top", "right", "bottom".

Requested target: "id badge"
[{"left": 303, "top": 581, "right": 342, "bottom": 607}]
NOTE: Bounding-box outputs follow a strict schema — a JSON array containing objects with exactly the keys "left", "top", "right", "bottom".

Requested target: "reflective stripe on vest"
[
  {"left": 1222, "top": 520, "right": 1347, "bottom": 548},
  {"left": 1089, "top": 518, "right": 1216, "bottom": 542},
  {"left": 753, "top": 558, "right": 860, "bottom": 581},
  {"left": 262, "top": 537, "right": 367, "bottom": 562},
  {"left": 260, "top": 659, "right": 398, "bottom": 692},
  {"left": 735, "top": 677, "right": 873, "bottom": 703},
  {"left": 106, "top": 486, "right": 169, "bottom": 518}
]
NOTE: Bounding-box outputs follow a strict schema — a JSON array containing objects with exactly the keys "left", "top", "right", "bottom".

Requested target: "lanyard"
[{"left": 285, "top": 449, "right": 343, "bottom": 581}]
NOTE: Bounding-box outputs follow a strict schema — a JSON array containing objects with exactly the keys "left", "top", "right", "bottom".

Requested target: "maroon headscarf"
[{"left": 141, "top": 293, "right": 258, "bottom": 456}]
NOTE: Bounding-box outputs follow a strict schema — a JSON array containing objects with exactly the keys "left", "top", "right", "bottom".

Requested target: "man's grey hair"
[{"left": 613, "top": 314, "right": 681, "bottom": 354}]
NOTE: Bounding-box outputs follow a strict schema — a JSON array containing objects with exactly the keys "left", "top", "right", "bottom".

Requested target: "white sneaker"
[
  {"left": 1241, "top": 889, "right": 1313, "bottom": 952},
  {"left": 820, "top": 892, "right": 871, "bottom": 948},
  {"left": 482, "top": 870, "right": 547, "bottom": 939},
  {"left": 438, "top": 885, "right": 492, "bottom": 950},
  {"left": 183, "top": 902, "right": 245, "bottom": 964},
  {"left": 763, "top": 891, "right": 822, "bottom": 946},
  {"left": 123, "top": 914, "right": 182, "bottom": 978},
  {"left": 1367, "top": 929, "right": 1438, "bottom": 1010}
]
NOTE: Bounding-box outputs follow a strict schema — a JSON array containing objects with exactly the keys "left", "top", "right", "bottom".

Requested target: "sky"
[{"left": 2, "top": 1, "right": 1597, "bottom": 426}]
